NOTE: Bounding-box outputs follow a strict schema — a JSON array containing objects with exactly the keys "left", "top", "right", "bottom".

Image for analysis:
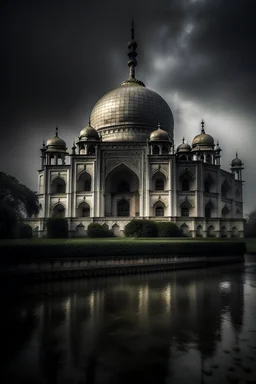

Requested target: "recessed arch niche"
[{"left": 104, "top": 164, "right": 140, "bottom": 217}]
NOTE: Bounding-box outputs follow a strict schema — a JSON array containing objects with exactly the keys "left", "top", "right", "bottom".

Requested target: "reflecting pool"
[{"left": 4, "top": 259, "right": 256, "bottom": 383}]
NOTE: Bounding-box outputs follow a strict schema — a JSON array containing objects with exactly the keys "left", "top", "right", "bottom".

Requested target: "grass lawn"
[{"left": 0, "top": 236, "right": 248, "bottom": 247}]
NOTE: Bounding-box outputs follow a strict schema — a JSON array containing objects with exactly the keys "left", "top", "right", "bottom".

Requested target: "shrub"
[
  {"left": 46, "top": 218, "right": 68, "bottom": 238},
  {"left": 87, "top": 223, "right": 113, "bottom": 238},
  {"left": 156, "top": 222, "right": 182, "bottom": 237},
  {"left": 0, "top": 204, "right": 19, "bottom": 239},
  {"left": 124, "top": 220, "right": 157, "bottom": 237},
  {"left": 19, "top": 223, "right": 33, "bottom": 238}
]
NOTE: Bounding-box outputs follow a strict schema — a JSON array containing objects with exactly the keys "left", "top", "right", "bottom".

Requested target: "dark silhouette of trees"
[
  {"left": 245, "top": 209, "right": 256, "bottom": 237},
  {"left": 0, "top": 172, "right": 39, "bottom": 238}
]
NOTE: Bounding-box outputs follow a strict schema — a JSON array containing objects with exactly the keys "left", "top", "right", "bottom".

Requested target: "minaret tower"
[{"left": 230, "top": 152, "right": 244, "bottom": 181}]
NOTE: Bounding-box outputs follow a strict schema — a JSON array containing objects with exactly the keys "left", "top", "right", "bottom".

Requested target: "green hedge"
[
  {"left": 124, "top": 220, "right": 157, "bottom": 237},
  {"left": 87, "top": 223, "right": 113, "bottom": 238},
  {"left": 46, "top": 218, "right": 68, "bottom": 238},
  {"left": 19, "top": 223, "right": 33, "bottom": 239},
  {"left": 0, "top": 239, "right": 246, "bottom": 263},
  {"left": 156, "top": 222, "right": 182, "bottom": 237}
]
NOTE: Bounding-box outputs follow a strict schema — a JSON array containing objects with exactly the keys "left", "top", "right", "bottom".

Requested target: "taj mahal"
[{"left": 29, "top": 24, "right": 245, "bottom": 237}]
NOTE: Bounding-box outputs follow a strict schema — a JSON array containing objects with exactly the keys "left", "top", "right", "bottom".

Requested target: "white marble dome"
[{"left": 90, "top": 80, "right": 174, "bottom": 142}]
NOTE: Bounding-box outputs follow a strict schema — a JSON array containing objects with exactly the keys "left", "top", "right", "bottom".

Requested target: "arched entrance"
[{"left": 105, "top": 164, "right": 140, "bottom": 217}]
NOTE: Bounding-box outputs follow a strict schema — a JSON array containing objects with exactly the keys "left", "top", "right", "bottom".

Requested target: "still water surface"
[{"left": 4, "top": 260, "right": 256, "bottom": 384}]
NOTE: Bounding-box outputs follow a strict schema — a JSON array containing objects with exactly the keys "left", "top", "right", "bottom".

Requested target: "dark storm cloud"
[{"left": 1, "top": 0, "right": 255, "bottom": 212}]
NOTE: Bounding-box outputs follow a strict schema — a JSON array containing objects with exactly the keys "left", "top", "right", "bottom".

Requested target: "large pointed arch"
[{"left": 105, "top": 164, "right": 140, "bottom": 217}]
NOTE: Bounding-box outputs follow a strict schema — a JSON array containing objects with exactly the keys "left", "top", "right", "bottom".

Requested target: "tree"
[
  {"left": 0, "top": 172, "right": 39, "bottom": 238},
  {"left": 245, "top": 210, "right": 256, "bottom": 237}
]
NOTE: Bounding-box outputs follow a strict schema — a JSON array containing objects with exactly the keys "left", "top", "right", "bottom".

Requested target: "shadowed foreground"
[{"left": 4, "top": 260, "right": 256, "bottom": 383}]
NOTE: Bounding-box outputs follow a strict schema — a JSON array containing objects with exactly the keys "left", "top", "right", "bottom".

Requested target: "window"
[
  {"left": 181, "top": 207, "right": 189, "bottom": 217},
  {"left": 57, "top": 156, "right": 62, "bottom": 165},
  {"left": 204, "top": 181, "right": 210, "bottom": 193},
  {"left": 77, "top": 172, "right": 91, "bottom": 192},
  {"left": 155, "top": 206, "right": 164, "bottom": 216},
  {"left": 82, "top": 207, "right": 90, "bottom": 217},
  {"left": 152, "top": 146, "right": 160, "bottom": 155},
  {"left": 222, "top": 206, "right": 229, "bottom": 218},
  {"left": 155, "top": 179, "right": 164, "bottom": 191},
  {"left": 206, "top": 155, "right": 211, "bottom": 164},
  {"left": 182, "top": 179, "right": 190, "bottom": 191},
  {"left": 56, "top": 183, "right": 65, "bottom": 193},
  {"left": 51, "top": 177, "right": 66, "bottom": 194},
  {"left": 84, "top": 180, "right": 91, "bottom": 191},
  {"left": 162, "top": 146, "right": 169, "bottom": 155},
  {"left": 221, "top": 181, "right": 229, "bottom": 198},
  {"left": 205, "top": 203, "right": 213, "bottom": 218},
  {"left": 52, "top": 204, "right": 65, "bottom": 218}
]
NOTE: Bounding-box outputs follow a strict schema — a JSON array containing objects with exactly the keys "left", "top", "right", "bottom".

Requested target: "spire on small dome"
[
  {"left": 182, "top": 137, "right": 185, "bottom": 144},
  {"left": 55, "top": 125, "right": 59, "bottom": 137},
  {"left": 157, "top": 122, "right": 161, "bottom": 130},
  {"left": 236, "top": 151, "right": 238, "bottom": 158},
  {"left": 201, "top": 119, "right": 205, "bottom": 134},
  {"left": 72, "top": 140, "right": 76, "bottom": 154}
]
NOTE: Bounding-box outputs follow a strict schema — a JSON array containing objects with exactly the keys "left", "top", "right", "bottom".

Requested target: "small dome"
[
  {"left": 192, "top": 121, "right": 214, "bottom": 149},
  {"left": 231, "top": 153, "right": 243, "bottom": 167},
  {"left": 177, "top": 138, "right": 191, "bottom": 153},
  {"left": 46, "top": 128, "right": 67, "bottom": 152},
  {"left": 192, "top": 132, "right": 214, "bottom": 148},
  {"left": 150, "top": 125, "right": 170, "bottom": 142},
  {"left": 79, "top": 124, "right": 99, "bottom": 141}
]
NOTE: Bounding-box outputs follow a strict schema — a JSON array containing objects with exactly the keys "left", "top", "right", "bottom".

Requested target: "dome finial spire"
[
  {"left": 201, "top": 119, "right": 205, "bottom": 133},
  {"left": 56, "top": 125, "right": 59, "bottom": 137},
  {"left": 127, "top": 20, "right": 138, "bottom": 80}
]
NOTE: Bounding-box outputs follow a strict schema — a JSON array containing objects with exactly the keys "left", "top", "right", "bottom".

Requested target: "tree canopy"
[
  {"left": 0, "top": 172, "right": 39, "bottom": 238},
  {"left": 245, "top": 209, "right": 256, "bottom": 237}
]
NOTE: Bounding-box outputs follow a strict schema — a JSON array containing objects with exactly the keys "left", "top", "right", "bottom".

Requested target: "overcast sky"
[{"left": 1, "top": 0, "right": 255, "bottom": 213}]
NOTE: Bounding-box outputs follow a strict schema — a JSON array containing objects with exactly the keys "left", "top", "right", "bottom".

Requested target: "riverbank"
[{"left": 0, "top": 238, "right": 246, "bottom": 281}]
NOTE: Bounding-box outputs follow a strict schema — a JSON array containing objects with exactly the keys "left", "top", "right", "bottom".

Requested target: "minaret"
[
  {"left": 230, "top": 152, "right": 244, "bottom": 181},
  {"left": 40, "top": 140, "right": 46, "bottom": 169}
]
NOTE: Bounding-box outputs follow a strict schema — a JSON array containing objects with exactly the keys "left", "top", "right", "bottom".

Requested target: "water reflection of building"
[{"left": 6, "top": 266, "right": 245, "bottom": 383}]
